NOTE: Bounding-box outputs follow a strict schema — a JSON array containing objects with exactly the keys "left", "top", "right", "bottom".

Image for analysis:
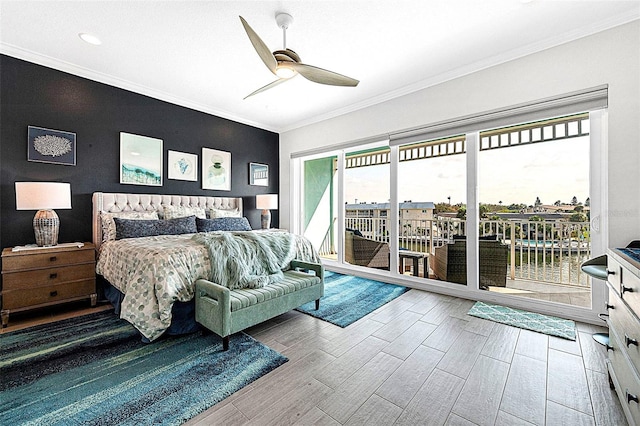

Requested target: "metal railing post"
[{"left": 510, "top": 221, "right": 516, "bottom": 280}]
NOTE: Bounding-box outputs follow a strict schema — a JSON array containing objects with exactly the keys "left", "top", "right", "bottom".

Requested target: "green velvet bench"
[{"left": 195, "top": 260, "right": 324, "bottom": 350}]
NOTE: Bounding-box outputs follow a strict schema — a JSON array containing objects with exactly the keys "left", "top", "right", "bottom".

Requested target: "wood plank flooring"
[
  {"left": 3, "top": 290, "right": 626, "bottom": 425},
  {"left": 185, "top": 288, "right": 627, "bottom": 426}
]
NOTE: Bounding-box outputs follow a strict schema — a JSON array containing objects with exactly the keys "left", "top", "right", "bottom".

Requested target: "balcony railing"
[{"left": 321, "top": 217, "right": 591, "bottom": 287}]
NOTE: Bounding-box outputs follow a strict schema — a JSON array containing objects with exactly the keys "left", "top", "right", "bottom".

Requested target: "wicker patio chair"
[
  {"left": 344, "top": 230, "right": 390, "bottom": 270},
  {"left": 433, "top": 237, "right": 508, "bottom": 287}
]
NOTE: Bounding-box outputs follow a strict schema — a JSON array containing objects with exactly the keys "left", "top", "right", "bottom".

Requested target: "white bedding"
[
  {"left": 97, "top": 234, "right": 209, "bottom": 341},
  {"left": 96, "top": 231, "right": 320, "bottom": 341}
]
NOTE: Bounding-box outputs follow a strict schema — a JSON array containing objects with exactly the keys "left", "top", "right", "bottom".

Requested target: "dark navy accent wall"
[{"left": 0, "top": 55, "right": 279, "bottom": 250}]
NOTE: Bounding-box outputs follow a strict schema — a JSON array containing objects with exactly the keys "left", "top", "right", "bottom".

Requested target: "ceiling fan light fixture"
[
  {"left": 275, "top": 66, "right": 296, "bottom": 79},
  {"left": 239, "top": 14, "right": 359, "bottom": 99}
]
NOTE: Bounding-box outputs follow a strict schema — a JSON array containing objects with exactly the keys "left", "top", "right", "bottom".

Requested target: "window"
[{"left": 293, "top": 87, "right": 606, "bottom": 318}]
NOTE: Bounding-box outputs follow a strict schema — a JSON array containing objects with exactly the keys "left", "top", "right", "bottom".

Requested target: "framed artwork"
[
  {"left": 202, "top": 148, "right": 231, "bottom": 191},
  {"left": 28, "top": 126, "right": 76, "bottom": 166},
  {"left": 249, "top": 162, "right": 269, "bottom": 186},
  {"left": 120, "top": 132, "right": 163, "bottom": 186},
  {"left": 168, "top": 150, "right": 198, "bottom": 181}
]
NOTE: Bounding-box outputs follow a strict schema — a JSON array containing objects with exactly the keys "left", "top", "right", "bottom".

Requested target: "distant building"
[
  {"left": 345, "top": 201, "right": 435, "bottom": 220},
  {"left": 345, "top": 201, "right": 435, "bottom": 238}
]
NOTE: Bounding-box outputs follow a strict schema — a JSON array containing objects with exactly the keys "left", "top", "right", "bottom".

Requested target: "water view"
[{"left": 308, "top": 114, "right": 594, "bottom": 308}]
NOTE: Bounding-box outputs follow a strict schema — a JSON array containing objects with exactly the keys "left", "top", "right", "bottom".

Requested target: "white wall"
[{"left": 280, "top": 21, "right": 640, "bottom": 249}]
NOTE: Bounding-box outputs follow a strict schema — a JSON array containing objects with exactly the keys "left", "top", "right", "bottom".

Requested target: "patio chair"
[
  {"left": 344, "top": 230, "right": 390, "bottom": 270},
  {"left": 433, "top": 236, "right": 508, "bottom": 287}
]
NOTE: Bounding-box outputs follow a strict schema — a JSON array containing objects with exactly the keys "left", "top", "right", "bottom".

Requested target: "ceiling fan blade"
[
  {"left": 243, "top": 78, "right": 289, "bottom": 100},
  {"left": 239, "top": 16, "right": 277, "bottom": 75},
  {"left": 289, "top": 63, "right": 359, "bottom": 87}
]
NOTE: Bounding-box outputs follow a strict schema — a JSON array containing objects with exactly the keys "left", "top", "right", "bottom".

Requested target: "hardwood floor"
[
  {"left": 185, "top": 289, "right": 626, "bottom": 426},
  {"left": 3, "top": 290, "right": 626, "bottom": 425}
]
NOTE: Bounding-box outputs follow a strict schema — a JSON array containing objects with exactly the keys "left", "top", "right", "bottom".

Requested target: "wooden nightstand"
[{"left": 1, "top": 242, "right": 97, "bottom": 327}]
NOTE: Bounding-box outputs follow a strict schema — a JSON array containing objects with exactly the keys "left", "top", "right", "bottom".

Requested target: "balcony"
[{"left": 319, "top": 217, "right": 592, "bottom": 308}]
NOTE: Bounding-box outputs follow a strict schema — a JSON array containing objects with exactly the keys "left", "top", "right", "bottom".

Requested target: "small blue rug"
[
  {"left": 0, "top": 310, "right": 287, "bottom": 425},
  {"left": 468, "top": 301, "right": 576, "bottom": 340},
  {"left": 297, "top": 271, "right": 410, "bottom": 327}
]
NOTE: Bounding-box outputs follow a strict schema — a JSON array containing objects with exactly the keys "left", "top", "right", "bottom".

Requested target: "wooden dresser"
[
  {"left": 1, "top": 242, "right": 96, "bottom": 327},
  {"left": 607, "top": 248, "right": 640, "bottom": 426}
]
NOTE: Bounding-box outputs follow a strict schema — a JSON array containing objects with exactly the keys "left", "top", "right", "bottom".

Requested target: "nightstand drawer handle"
[
  {"left": 49, "top": 256, "right": 57, "bottom": 262},
  {"left": 50, "top": 290, "right": 58, "bottom": 297},
  {"left": 625, "top": 334, "right": 638, "bottom": 347},
  {"left": 606, "top": 344, "right": 614, "bottom": 352},
  {"left": 627, "top": 391, "right": 639, "bottom": 404},
  {"left": 605, "top": 303, "right": 614, "bottom": 310},
  {"left": 622, "top": 285, "right": 634, "bottom": 294},
  {"left": 49, "top": 273, "right": 58, "bottom": 279}
]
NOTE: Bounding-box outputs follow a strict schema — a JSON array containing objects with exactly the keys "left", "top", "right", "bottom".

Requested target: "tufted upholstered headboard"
[{"left": 92, "top": 192, "right": 243, "bottom": 251}]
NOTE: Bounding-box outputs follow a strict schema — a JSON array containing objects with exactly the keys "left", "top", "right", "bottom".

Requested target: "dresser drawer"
[
  {"left": 621, "top": 266, "right": 640, "bottom": 315},
  {"left": 610, "top": 288, "right": 640, "bottom": 375},
  {"left": 609, "top": 256, "right": 623, "bottom": 295},
  {"left": 2, "top": 248, "right": 94, "bottom": 272},
  {"left": 1, "top": 279, "right": 95, "bottom": 310},
  {"left": 609, "top": 330, "right": 640, "bottom": 426},
  {"left": 2, "top": 264, "right": 96, "bottom": 291}
]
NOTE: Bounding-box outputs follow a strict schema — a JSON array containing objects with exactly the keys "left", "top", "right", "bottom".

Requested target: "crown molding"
[
  {"left": 279, "top": 12, "right": 639, "bottom": 133},
  {"left": 0, "top": 43, "right": 279, "bottom": 133},
  {"left": 2, "top": 10, "right": 637, "bottom": 136}
]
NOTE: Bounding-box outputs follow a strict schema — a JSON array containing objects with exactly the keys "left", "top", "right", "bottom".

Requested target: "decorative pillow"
[
  {"left": 196, "top": 217, "right": 252, "bottom": 232},
  {"left": 163, "top": 205, "right": 206, "bottom": 220},
  {"left": 100, "top": 211, "right": 159, "bottom": 242},
  {"left": 114, "top": 215, "right": 197, "bottom": 240},
  {"left": 209, "top": 207, "right": 241, "bottom": 218}
]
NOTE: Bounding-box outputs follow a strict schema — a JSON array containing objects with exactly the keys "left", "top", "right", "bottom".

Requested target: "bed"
[{"left": 92, "top": 192, "right": 319, "bottom": 342}]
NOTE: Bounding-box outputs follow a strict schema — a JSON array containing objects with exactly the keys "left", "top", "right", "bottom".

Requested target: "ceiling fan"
[{"left": 240, "top": 13, "right": 359, "bottom": 99}]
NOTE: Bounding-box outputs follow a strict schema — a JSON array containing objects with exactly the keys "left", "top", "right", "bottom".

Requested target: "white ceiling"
[{"left": 1, "top": 1, "right": 638, "bottom": 133}]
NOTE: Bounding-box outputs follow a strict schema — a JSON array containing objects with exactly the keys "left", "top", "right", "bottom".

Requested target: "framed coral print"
[
  {"left": 120, "top": 132, "right": 163, "bottom": 186},
  {"left": 249, "top": 162, "right": 269, "bottom": 186},
  {"left": 168, "top": 150, "right": 198, "bottom": 181},
  {"left": 202, "top": 148, "right": 231, "bottom": 191},
  {"left": 28, "top": 126, "right": 76, "bottom": 166}
]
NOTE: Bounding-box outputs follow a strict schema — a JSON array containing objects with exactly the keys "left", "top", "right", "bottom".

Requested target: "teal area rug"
[
  {"left": 297, "top": 271, "right": 410, "bottom": 327},
  {"left": 0, "top": 310, "right": 287, "bottom": 425},
  {"left": 468, "top": 301, "right": 576, "bottom": 340}
]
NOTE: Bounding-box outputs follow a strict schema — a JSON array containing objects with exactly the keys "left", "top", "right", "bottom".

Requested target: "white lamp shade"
[
  {"left": 256, "top": 194, "right": 278, "bottom": 210},
  {"left": 16, "top": 182, "right": 72, "bottom": 210}
]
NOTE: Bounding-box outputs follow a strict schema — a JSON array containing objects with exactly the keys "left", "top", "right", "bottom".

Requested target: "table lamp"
[
  {"left": 15, "top": 182, "right": 72, "bottom": 246},
  {"left": 256, "top": 194, "right": 278, "bottom": 229}
]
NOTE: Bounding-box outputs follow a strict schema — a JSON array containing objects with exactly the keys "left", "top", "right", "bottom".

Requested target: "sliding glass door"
[
  {"left": 291, "top": 92, "right": 607, "bottom": 320},
  {"left": 477, "top": 114, "right": 593, "bottom": 307},
  {"left": 344, "top": 144, "right": 391, "bottom": 271},
  {"left": 301, "top": 154, "right": 338, "bottom": 262},
  {"left": 396, "top": 136, "right": 467, "bottom": 282}
]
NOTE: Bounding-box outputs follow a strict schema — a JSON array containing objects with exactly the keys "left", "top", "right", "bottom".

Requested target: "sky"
[{"left": 345, "top": 136, "right": 590, "bottom": 207}]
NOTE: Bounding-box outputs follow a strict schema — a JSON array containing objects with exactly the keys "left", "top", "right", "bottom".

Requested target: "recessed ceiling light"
[{"left": 79, "top": 33, "right": 102, "bottom": 46}]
